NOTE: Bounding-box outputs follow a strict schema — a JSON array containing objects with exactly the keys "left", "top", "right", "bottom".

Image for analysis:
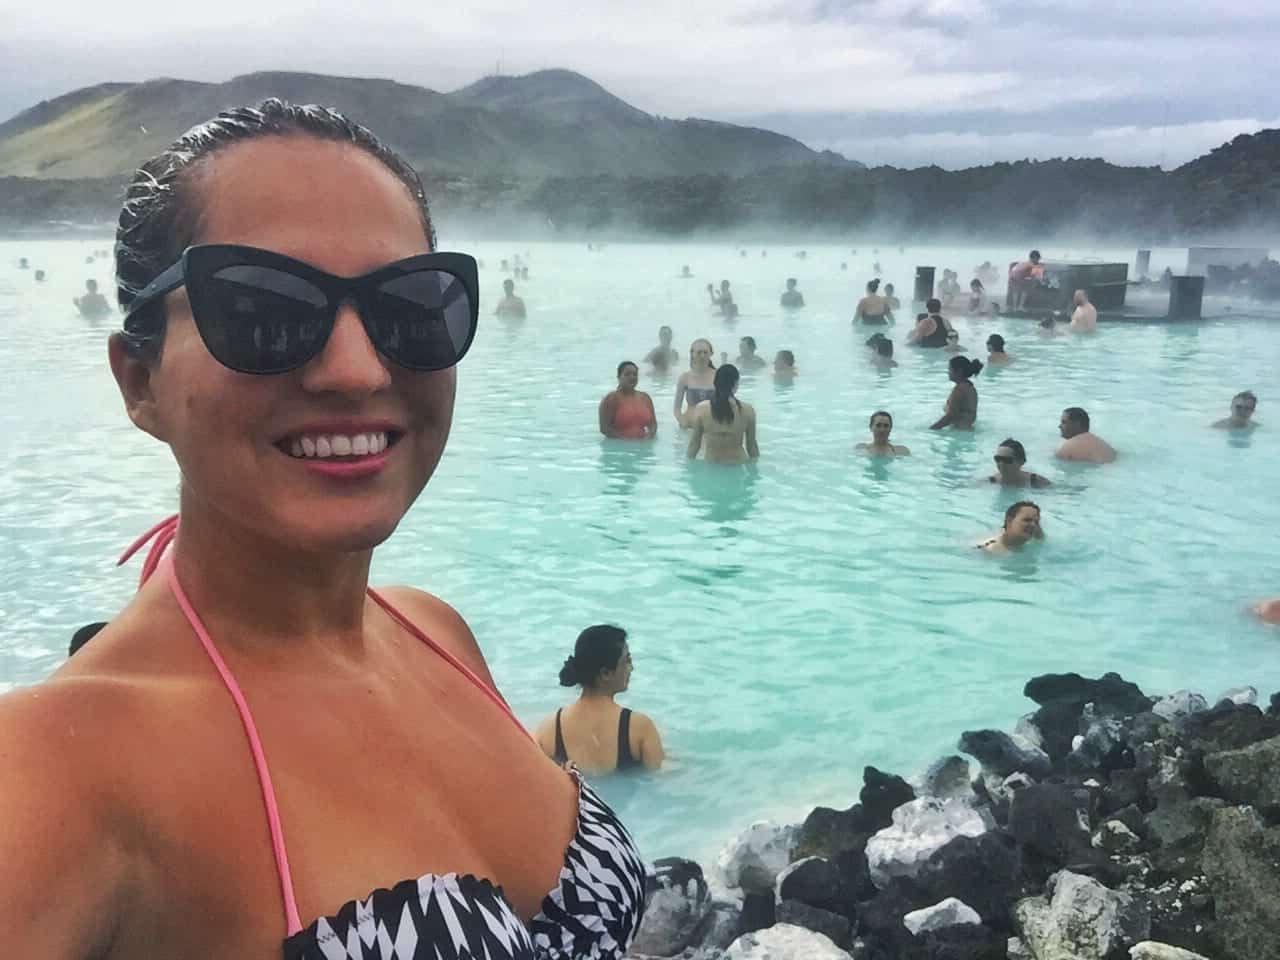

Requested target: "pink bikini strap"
[{"left": 119, "top": 516, "right": 530, "bottom": 938}]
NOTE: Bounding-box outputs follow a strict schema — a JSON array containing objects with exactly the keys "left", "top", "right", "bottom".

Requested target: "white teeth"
[{"left": 286, "top": 432, "right": 390, "bottom": 458}]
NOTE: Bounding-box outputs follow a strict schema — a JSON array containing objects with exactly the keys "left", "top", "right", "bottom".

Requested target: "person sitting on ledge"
[
  {"left": 73, "top": 278, "right": 112, "bottom": 317},
  {"left": 856, "top": 410, "right": 909, "bottom": 456},
  {"left": 536, "top": 625, "right": 664, "bottom": 774},
  {"left": 1056, "top": 407, "right": 1117, "bottom": 463},
  {"left": 1213, "top": 390, "right": 1259, "bottom": 430},
  {"left": 907, "top": 298, "right": 954, "bottom": 348},
  {"left": 990, "top": 438, "right": 1051, "bottom": 488},
  {"left": 599, "top": 361, "right": 657, "bottom": 440},
  {"left": 780, "top": 278, "right": 805, "bottom": 308},
  {"left": 986, "top": 334, "right": 1013, "bottom": 364},
  {"left": 979, "top": 500, "right": 1044, "bottom": 554},
  {"left": 495, "top": 277, "right": 526, "bottom": 318},
  {"left": 1008, "top": 250, "right": 1043, "bottom": 311}
]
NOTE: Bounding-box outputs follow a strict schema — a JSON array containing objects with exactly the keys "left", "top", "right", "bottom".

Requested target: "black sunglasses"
[
  {"left": 994, "top": 455, "right": 1015, "bottom": 464},
  {"left": 122, "top": 244, "right": 479, "bottom": 375}
]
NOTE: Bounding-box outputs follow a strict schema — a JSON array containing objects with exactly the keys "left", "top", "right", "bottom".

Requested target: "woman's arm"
[
  {"left": 744, "top": 404, "right": 760, "bottom": 459},
  {"left": 633, "top": 713, "right": 666, "bottom": 771},
  {"left": 643, "top": 394, "right": 658, "bottom": 438},
  {"left": 686, "top": 412, "right": 704, "bottom": 459},
  {"left": 598, "top": 394, "right": 619, "bottom": 438},
  {"left": 931, "top": 388, "right": 958, "bottom": 430},
  {"left": 906, "top": 316, "right": 931, "bottom": 344},
  {"left": 673, "top": 376, "right": 688, "bottom": 422}
]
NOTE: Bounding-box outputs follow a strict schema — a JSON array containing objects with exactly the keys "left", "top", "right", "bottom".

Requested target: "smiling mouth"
[{"left": 276, "top": 430, "right": 403, "bottom": 460}]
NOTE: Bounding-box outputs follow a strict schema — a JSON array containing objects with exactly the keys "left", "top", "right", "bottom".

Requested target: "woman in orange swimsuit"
[{"left": 599, "top": 361, "right": 658, "bottom": 439}]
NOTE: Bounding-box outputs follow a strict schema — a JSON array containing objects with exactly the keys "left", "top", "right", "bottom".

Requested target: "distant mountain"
[
  {"left": 1170, "top": 129, "right": 1280, "bottom": 232},
  {"left": 0, "top": 69, "right": 857, "bottom": 180}
]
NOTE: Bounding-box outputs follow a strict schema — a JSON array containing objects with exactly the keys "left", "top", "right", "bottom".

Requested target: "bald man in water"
[{"left": 1069, "top": 289, "right": 1098, "bottom": 333}]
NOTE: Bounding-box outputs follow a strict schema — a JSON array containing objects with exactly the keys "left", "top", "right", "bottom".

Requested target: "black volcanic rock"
[
  {"left": 861, "top": 767, "right": 916, "bottom": 829},
  {"left": 958, "top": 730, "right": 1051, "bottom": 779},
  {"left": 1008, "top": 783, "right": 1094, "bottom": 864},
  {"left": 917, "top": 832, "right": 1025, "bottom": 930}
]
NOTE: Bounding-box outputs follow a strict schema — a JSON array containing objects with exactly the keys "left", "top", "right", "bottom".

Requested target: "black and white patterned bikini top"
[{"left": 132, "top": 516, "right": 646, "bottom": 960}]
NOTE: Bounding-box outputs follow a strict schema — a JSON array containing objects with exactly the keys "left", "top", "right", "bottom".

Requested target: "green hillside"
[{"left": 0, "top": 69, "right": 847, "bottom": 180}]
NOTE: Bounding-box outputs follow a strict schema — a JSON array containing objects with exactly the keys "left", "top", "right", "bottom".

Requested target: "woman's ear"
[{"left": 108, "top": 333, "right": 167, "bottom": 441}]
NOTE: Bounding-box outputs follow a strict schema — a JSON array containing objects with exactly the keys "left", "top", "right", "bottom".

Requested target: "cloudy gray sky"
[{"left": 2, "top": 0, "right": 1278, "bottom": 169}]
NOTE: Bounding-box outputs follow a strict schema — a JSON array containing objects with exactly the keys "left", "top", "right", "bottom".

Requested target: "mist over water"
[{"left": 2, "top": 236, "right": 1278, "bottom": 863}]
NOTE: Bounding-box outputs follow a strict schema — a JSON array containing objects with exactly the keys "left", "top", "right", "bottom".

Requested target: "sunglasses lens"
[
  {"left": 194, "top": 264, "right": 329, "bottom": 373},
  {"left": 366, "top": 270, "right": 475, "bottom": 371}
]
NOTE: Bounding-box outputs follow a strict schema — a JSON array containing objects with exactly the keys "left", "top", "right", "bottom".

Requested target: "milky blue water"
[{"left": 2, "top": 237, "right": 1278, "bottom": 865}]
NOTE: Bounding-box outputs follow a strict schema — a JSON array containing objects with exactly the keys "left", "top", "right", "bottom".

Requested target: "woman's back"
[{"left": 549, "top": 700, "right": 648, "bottom": 774}]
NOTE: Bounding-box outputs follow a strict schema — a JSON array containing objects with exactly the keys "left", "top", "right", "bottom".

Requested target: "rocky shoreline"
[{"left": 628, "top": 672, "right": 1280, "bottom": 960}]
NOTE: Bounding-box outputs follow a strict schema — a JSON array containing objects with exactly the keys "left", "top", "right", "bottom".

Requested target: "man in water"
[
  {"left": 883, "top": 283, "right": 901, "bottom": 311},
  {"left": 1069, "top": 289, "right": 1098, "bottom": 333},
  {"left": 856, "top": 411, "right": 909, "bottom": 456},
  {"left": 680, "top": 265, "right": 693, "bottom": 278},
  {"left": 708, "top": 280, "right": 737, "bottom": 318},
  {"left": 1008, "top": 250, "right": 1043, "bottom": 311},
  {"left": 495, "top": 278, "right": 526, "bottom": 318},
  {"left": 735, "top": 336, "right": 767, "bottom": 370},
  {"left": 780, "top": 278, "right": 805, "bottom": 308},
  {"left": 980, "top": 501, "right": 1044, "bottom": 554},
  {"left": 73, "top": 278, "right": 111, "bottom": 317},
  {"left": 870, "top": 337, "right": 898, "bottom": 368},
  {"left": 644, "top": 326, "right": 680, "bottom": 372},
  {"left": 1056, "top": 407, "right": 1117, "bottom": 463},
  {"left": 773, "top": 350, "right": 797, "bottom": 381},
  {"left": 1213, "top": 391, "right": 1259, "bottom": 429}
]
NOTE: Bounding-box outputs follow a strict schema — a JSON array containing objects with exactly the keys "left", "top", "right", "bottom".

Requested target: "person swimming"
[
  {"left": 854, "top": 279, "right": 892, "bottom": 325},
  {"left": 989, "top": 438, "right": 1051, "bottom": 488},
  {"left": 908, "top": 298, "right": 954, "bottom": 348},
  {"left": 986, "top": 334, "right": 1013, "bottom": 364},
  {"left": 1056, "top": 406, "right": 1117, "bottom": 463},
  {"left": 1213, "top": 390, "right": 1260, "bottom": 430},
  {"left": 645, "top": 325, "right": 680, "bottom": 372},
  {"left": 495, "top": 277, "right": 527, "bottom": 318},
  {"left": 773, "top": 349, "right": 797, "bottom": 381},
  {"left": 980, "top": 501, "right": 1044, "bottom": 553},
  {"left": 856, "top": 410, "right": 909, "bottom": 456},
  {"left": 780, "top": 277, "right": 805, "bottom": 308},
  {"left": 1038, "top": 315, "right": 1062, "bottom": 337},
  {"left": 870, "top": 337, "right": 898, "bottom": 368},
  {"left": 674, "top": 337, "right": 717, "bottom": 428},
  {"left": 535, "top": 625, "right": 665, "bottom": 775},
  {"left": 73, "top": 278, "right": 111, "bottom": 317},
  {"left": 931, "top": 355, "right": 983, "bottom": 430},
  {"left": 686, "top": 364, "right": 759, "bottom": 463},
  {"left": 736, "top": 335, "right": 768, "bottom": 370},
  {"left": 599, "top": 361, "right": 658, "bottom": 440}
]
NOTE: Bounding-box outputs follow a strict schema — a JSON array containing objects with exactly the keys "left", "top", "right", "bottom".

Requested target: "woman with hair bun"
[
  {"left": 930, "top": 355, "right": 983, "bottom": 430},
  {"left": 535, "top": 625, "right": 665, "bottom": 774},
  {"left": 853, "top": 278, "right": 893, "bottom": 325}
]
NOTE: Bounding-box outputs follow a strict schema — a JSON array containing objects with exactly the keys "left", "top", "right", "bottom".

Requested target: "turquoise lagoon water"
[{"left": 2, "top": 238, "right": 1278, "bottom": 865}]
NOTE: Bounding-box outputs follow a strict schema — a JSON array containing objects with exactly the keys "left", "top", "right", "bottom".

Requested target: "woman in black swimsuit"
[
  {"left": 909, "top": 297, "right": 954, "bottom": 347},
  {"left": 854, "top": 279, "right": 893, "bottom": 325},
  {"left": 989, "top": 438, "right": 1051, "bottom": 488},
  {"left": 931, "top": 355, "right": 983, "bottom": 430},
  {"left": 536, "top": 625, "right": 665, "bottom": 774}
]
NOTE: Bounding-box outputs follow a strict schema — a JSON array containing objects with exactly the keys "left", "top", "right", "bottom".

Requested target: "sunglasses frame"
[{"left": 122, "top": 244, "right": 479, "bottom": 374}]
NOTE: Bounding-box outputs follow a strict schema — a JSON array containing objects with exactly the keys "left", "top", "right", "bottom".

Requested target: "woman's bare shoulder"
[{"left": 375, "top": 586, "right": 497, "bottom": 689}]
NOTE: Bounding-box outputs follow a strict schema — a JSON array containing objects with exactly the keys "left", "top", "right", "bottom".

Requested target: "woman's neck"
[
  {"left": 579, "top": 687, "right": 617, "bottom": 704},
  {"left": 170, "top": 490, "right": 376, "bottom": 659}
]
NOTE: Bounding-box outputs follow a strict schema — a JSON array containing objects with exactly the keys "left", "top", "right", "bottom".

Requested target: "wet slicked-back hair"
[{"left": 115, "top": 98, "right": 435, "bottom": 358}]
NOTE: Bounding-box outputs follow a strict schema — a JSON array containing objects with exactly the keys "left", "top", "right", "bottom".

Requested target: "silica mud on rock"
[{"left": 626, "top": 672, "right": 1280, "bottom": 960}]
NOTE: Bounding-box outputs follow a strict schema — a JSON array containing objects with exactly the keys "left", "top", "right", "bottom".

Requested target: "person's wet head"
[
  {"left": 109, "top": 98, "right": 453, "bottom": 555},
  {"left": 503, "top": 278, "right": 515, "bottom": 296},
  {"left": 1029, "top": 250, "right": 1042, "bottom": 264},
  {"left": 559, "top": 624, "right": 632, "bottom": 696},
  {"left": 949, "top": 355, "right": 983, "bottom": 382},
  {"left": 994, "top": 438, "right": 1027, "bottom": 481},
  {"left": 34, "top": 269, "right": 46, "bottom": 282},
  {"left": 1040, "top": 316, "right": 1056, "bottom": 331},
  {"left": 690, "top": 338, "right": 714, "bottom": 369},
  {"left": 1231, "top": 390, "right": 1257, "bottom": 422},
  {"left": 739, "top": 336, "right": 757, "bottom": 358},
  {"left": 774, "top": 349, "right": 795, "bottom": 372},
  {"left": 946, "top": 330, "right": 961, "bottom": 346},
  {"left": 86, "top": 279, "right": 99, "bottom": 293},
  {"left": 971, "top": 279, "right": 984, "bottom": 292},
  {"left": 987, "top": 334, "right": 1005, "bottom": 353},
  {"left": 681, "top": 265, "right": 692, "bottom": 277},
  {"left": 658, "top": 325, "right": 673, "bottom": 346},
  {"left": 616, "top": 361, "right": 639, "bottom": 393},
  {"left": 926, "top": 297, "right": 942, "bottom": 314},
  {"left": 786, "top": 278, "right": 798, "bottom": 290},
  {"left": 884, "top": 283, "right": 895, "bottom": 297},
  {"left": 876, "top": 338, "right": 894, "bottom": 359},
  {"left": 1060, "top": 407, "right": 1090, "bottom": 438},
  {"left": 1073, "top": 289, "right": 1089, "bottom": 306},
  {"left": 870, "top": 410, "right": 893, "bottom": 442},
  {"left": 1003, "top": 500, "right": 1042, "bottom": 545}
]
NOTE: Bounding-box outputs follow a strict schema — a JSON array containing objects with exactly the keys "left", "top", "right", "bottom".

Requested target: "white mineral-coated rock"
[
  {"left": 1015, "top": 870, "right": 1150, "bottom": 960},
  {"left": 1216, "top": 685, "right": 1257, "bottom": 706},
  {"left": 903, "top": 897, "right": 982, "bottom": 935},
  {"left": 1008, "top": 936, "right": 1034, "bottom": 960},
  {"left": 1014, "top": 714, "right": 1046, "bottom": 750},
  {"left": 866, "top": 797, "right": 991, "bottom": 888},
  {"left": 1129, "top": 942, "right": 1210, "bottom": 960},
  {"left": 1092, "top": 819, "right": 1141, "bottom": 853},
  {"left": 723, "top": 923, "right": 853, "bottom": 959},
  {"left": 715, "top": 821, "right": 796, "bottom": 895},
  {"left": 1151, "top": 690, "right": 1209, "bottom": 721}
]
